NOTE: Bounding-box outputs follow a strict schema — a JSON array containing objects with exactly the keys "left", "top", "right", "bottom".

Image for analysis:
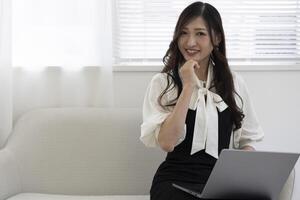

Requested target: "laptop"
[{"left": 172, "top": 149, "right": 299, "bottom": 200}]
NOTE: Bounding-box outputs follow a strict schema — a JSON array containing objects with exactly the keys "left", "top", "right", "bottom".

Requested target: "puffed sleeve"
[
  {"left": 233, "top": 72, "right": 264, "bottom": 149},
  {"left": 140, "top": 73, "right": 186, "bottom": 148}
]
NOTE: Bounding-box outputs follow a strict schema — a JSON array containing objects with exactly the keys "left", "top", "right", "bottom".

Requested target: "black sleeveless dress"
[{"left": 150, "top": 108, "right": 233, "bottom": 200}]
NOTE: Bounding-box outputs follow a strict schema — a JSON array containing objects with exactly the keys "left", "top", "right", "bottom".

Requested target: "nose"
[{"left": 187, "top": 35, "right": 196, "bottom": 47}]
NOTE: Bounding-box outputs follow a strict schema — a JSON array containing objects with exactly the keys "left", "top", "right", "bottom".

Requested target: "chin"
[
  {"left": 186, "top": 57, "right": 202, "bottom": 63},
  {"left": 184, "top": 55, "right": 200, "bottom": 61}
]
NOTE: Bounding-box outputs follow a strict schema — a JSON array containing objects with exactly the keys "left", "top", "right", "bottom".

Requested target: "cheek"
[
  {"left": 178, "top": 40, "right": 185, "bottom": 53},
  {"left": 202, "top": 40, "right": 214, "bottom": 51},
  {"left": 207, "top": 44, "right": 214, "bottom": 52},
  {"left": 178, "top": 38, "right": 184, "bottom": 48}
]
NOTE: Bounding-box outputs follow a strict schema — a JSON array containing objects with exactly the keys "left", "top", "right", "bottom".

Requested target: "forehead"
[{"left": 183, "top": 16, "right": 208, "bottom": 30}]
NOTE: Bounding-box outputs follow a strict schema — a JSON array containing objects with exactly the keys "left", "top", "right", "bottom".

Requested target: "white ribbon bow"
[{"left": 188, "top": 64, "right": 228, "bottom": 158}]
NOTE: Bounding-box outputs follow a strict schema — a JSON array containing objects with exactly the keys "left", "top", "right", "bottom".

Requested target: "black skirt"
[{"left": 150, "top": 181, "right": 203, "bottom": 200}]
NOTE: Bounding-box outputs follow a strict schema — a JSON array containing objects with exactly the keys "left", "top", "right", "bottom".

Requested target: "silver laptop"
[{"left": 173, "top": 149, "right": 299, "bottom": 200}]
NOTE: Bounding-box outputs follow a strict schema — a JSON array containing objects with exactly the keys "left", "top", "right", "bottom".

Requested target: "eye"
[
  {"left": 180, "top": 31, "right": 188, "bottom": 35},
  {"left": 196, "top": 32, "right": 206, "bottom": 36}
]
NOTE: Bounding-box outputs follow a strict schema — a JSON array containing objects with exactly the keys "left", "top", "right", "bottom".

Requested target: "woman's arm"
[
  {"left": 233, "top": 72, "right": 264, "bottom": 151},
  {"left": 158, "top": 85, "right": 194, "bottom": 152},
  {"left": 158, "top": 60, "right": 200, "bottom": 152}
]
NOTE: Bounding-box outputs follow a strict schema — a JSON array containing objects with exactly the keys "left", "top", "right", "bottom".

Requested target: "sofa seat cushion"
[{"left": 7, "top": 193, "right": 149, "bottom": 200}]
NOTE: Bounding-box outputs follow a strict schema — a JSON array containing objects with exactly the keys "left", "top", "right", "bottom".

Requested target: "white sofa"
[{"left": 0, "top": 108, "right": 295, "bottom": 200}]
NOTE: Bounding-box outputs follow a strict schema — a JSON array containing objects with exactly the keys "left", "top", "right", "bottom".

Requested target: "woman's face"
[{"left": 178, "top": 16, "right": 214, "bottom": 65}]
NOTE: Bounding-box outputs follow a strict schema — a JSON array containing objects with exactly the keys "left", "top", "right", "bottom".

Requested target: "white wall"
[
  {"left": 241, "top": 70, "right": 300, "bottom": 200},
  {"left": 12, "top": 67, "right": 300, "bottom": 199}
]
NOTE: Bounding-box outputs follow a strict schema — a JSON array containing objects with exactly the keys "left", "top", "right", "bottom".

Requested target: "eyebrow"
[
  {"left": 182, "top": 27, "right": 207, "bottom": 31},
  {"left": 195, "top": 28, "right": 207, "bottom": 31}
]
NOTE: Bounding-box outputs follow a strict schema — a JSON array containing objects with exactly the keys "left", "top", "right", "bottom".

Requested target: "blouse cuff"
[
  {"left": 140, "top": 113, "right": 186, "bottom": 148},
  {"left": 140, "top": 112, "right": 170, "bottom": 148},
  {"left": 239, "top": 140, "right": 258, "bottom": 150},
  {"left": 239, "top": 128, "right": 264, "bottom": 150}
]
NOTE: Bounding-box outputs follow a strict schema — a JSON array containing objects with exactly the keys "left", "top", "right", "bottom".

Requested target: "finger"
[{"left": 194, "top": 62, "right": 201, "bottom": 69}]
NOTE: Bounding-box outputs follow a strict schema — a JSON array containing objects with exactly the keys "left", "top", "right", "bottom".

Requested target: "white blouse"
[{"left": 140, "top": 65, "right": 264, "bottom": 159}]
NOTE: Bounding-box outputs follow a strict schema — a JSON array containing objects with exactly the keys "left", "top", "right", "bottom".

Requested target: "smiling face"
[{"left": 178, "top": 16, "right": 214, "bottom": 66}]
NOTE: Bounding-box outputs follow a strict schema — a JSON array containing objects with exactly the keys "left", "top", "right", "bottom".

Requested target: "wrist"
[{"left": 182, "top": 83, "right": 196, "bottom": 91}]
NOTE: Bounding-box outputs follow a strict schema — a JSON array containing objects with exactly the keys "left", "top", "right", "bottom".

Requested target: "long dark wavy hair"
[{"left": 158, "top": 1, "right": 244, "bottom": 131}]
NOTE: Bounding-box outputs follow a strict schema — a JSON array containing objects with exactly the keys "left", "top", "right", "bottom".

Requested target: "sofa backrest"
[{"left": 6, "top": 108, "right": 165, "bottom": 195}]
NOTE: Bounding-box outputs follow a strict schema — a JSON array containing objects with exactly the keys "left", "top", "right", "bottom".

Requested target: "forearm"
[{"left": 158, "top": 85, "right": 194, "bottom": 152}]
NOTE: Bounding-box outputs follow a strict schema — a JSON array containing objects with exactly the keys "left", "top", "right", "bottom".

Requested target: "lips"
[{"left": 185, "top": 49, "right": 200, "bottom": 56}]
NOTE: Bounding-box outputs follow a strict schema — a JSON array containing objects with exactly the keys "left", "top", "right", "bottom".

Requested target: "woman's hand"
[
  {"left": 179, "top": 60, "right": 200, "bottom": 88},
  {"left": 241, "top": 146, "right": 255, "bottom": 151}
]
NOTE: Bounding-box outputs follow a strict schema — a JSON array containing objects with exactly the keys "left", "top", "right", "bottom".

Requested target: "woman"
[{"left": 140, "top": 2, "right": 264, "bottom": 200}]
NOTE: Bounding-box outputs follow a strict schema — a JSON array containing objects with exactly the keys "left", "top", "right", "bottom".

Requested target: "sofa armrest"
[
  {"left": 0, "top": 149, "right": 21, "bottom": 200},
  {"left": 278, "top": 168, "right": 295, "bottom": 200}
]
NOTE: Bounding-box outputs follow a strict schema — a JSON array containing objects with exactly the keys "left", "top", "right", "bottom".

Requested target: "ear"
[{"left": 214, "top": 33, "right": 221, "bottom": 46}]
